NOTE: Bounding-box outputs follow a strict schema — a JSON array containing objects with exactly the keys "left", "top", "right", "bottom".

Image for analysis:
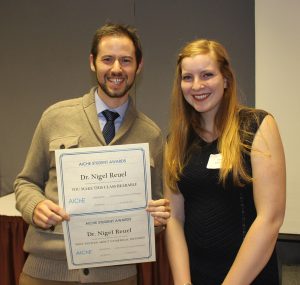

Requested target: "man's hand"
[
  {"left": 146, "top": 198, "right": 171, "bottom": 226},
  {"left": 33, "top": 199, "right": 70, "bottom": 229}
]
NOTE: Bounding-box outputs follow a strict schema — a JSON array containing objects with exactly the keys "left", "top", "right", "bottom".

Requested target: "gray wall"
[{"left": 0, "top": 0, "right": 255, "bottom": 196}]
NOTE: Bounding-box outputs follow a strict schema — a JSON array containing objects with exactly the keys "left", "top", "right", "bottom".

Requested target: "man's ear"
[
  {"left": 89, "top": 54, "right": 96, "bottom": 72},
  {"left": 136, "top": 59, "right": 144, "bottom": 75}
]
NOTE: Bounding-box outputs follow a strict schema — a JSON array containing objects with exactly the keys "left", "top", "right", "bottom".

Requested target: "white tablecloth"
[{"left": 0, "top": 193, "right": 21, "bottom": 216}]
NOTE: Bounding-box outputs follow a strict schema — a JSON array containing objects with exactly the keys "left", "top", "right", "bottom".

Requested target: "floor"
[{"left": 282, "top": 265, "right": 300, "bottom": 285}]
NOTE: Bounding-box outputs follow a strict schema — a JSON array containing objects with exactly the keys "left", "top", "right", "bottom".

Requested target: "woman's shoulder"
[
  {"left": 238, "top": 106, "right": 270, "bottom": 133},
  {"left": 238, "top": 106, "right": 269, "bottom": 120}
]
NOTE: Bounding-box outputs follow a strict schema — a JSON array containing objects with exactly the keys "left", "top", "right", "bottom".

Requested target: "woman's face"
[{"left": 181, "top": 53, "right": 227, "bottom": 121}]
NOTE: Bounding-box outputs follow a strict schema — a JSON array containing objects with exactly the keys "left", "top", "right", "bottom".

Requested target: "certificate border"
[
  {"left": 57, "top": 146, "right": 154, "bottom": 267},
  {"left": 58, "top": 147, "right": 149, "bottom": 214}
]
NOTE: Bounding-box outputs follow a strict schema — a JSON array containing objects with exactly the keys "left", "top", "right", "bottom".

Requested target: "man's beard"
[{"left": 97, "top": 76, "right": 136, "bottom": 99}]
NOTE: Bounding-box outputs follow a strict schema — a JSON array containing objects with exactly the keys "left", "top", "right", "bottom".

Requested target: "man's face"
[{"left": 90, "top": 35, "right": 142, "bottom": 107}]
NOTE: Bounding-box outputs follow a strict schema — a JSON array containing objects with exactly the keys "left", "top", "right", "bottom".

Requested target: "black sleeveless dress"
[{"left": 177, "top": 109, "right": 279, "bottom": 285}]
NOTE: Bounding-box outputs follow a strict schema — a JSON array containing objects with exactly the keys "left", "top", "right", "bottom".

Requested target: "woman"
[{"left": 164, "top": 39, "right": 286, "bottom": 285}]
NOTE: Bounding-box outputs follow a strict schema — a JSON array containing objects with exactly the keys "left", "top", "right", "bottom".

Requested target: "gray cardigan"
[{"left": 14, "top": 87, "right": 163, "bottom": 282}]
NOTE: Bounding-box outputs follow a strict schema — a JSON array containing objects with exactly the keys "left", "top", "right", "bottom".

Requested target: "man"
[{"left": 14, "top": 23, "right": 170, "bottom": 285}]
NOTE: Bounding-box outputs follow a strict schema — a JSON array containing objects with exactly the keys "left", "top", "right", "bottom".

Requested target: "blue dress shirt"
[{"left": 94, "top": 89, "right": 129, "bottom": 133}]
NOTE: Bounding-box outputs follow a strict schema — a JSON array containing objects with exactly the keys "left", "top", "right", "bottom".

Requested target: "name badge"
[{"left": 207, "top": 153, "right": 222, "bottom": 169}]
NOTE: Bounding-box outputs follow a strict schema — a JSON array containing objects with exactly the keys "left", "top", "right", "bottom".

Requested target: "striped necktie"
[{"left": 102, "top": 110, "right": 119, "bottom": 144}]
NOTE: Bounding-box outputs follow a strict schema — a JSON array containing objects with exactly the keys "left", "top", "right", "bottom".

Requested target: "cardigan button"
[
  {"left": 83, "top": 268, "right": 89, "bottom": 275},
  {"left": 60, "top": 144, "right": 65, "bottom": 149}
]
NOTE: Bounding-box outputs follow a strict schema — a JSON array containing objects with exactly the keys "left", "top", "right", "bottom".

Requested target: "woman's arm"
[
  {"left": 165, "top": 186, "right": 192, "bottom": 285},
  {"left": 222, "top": 115, "right": 286, "bottom": 284}
]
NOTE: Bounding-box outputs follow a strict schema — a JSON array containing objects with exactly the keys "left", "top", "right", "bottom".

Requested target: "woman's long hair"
[{"left": 165, "top": 39, "right": 252, "bottom": 192}]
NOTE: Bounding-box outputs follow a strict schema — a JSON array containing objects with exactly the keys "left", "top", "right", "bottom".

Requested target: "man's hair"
[{"left": 90, "top": 23, "right": 142, "bottom": 66}]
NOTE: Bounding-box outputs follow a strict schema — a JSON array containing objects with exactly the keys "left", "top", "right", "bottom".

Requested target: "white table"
[{"left": 0, "top": 192, "right": 21, "bottom": 216}]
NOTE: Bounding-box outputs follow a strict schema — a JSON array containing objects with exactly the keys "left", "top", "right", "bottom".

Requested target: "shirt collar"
[{"left": 94, "top": 89, "right": 129, "bottom": 120}]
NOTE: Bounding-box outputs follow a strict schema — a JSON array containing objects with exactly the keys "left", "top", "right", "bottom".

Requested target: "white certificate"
[{"left": 55, "top": 143, "right": 156, "bottom": 269}]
